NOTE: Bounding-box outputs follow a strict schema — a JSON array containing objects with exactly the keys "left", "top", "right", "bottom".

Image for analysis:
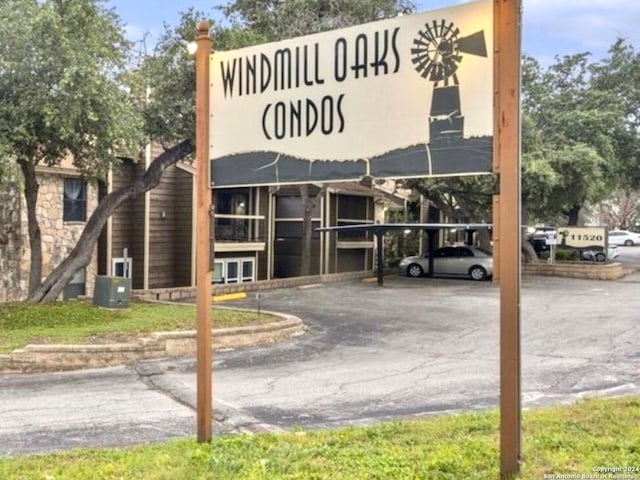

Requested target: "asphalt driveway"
[{"left": 181, "top": 274, "right": 640, "bottom": 432}]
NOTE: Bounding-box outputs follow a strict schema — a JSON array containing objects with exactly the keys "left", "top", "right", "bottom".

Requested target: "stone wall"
[
  {"left": 523, "top": 262, "right": 624, "bottom": 280},
  {"left": 0, "top": 171, "right": 99, "bottom": 302},
  {"left": 0, "top": 182, "right": 22, "bottom": 302},
  {"left": 0, "top": 314, "right": 303, "bottom": 372},
  {"left": 32, "top": 173, "right": 99, "bottom": 298}
]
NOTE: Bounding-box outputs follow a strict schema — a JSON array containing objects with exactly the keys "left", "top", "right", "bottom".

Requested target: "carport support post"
[
  {"left": 195, "top": 21, "right": 213, "bottom": 443},
  {"left": 376, "top": 229, "right": 384, "bottom": 286},
  {"left": 427, "top": 230, "right": 436, "bottom": 277},
  {"left": 464, "top": 230, "right": 474, "bottom": 246},
  {"left": 494, "top": 0, "right": 522, "bottom": 477}
]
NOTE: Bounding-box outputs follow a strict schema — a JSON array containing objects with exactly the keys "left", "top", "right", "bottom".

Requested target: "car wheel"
[
  {"left": 624, "top": 239, "right": 634, "bottom": 246},
  {"left": 469, "top": 266, "right": 487, "bottom": 281},
  {"left": 595, "top": 252, "right": 606, "bottom": 262},
  {"left": 407, "top": 263, "right": 424, "bottom": 278}
]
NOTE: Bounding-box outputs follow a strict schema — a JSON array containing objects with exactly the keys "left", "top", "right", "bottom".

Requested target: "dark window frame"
[{"left": 63, "top": 178, "right": 87, "bottom": 222}]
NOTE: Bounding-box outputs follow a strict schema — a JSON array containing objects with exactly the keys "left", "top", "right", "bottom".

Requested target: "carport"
[{"left": 317, "top": 223, "right": 492, "bottom": 286}]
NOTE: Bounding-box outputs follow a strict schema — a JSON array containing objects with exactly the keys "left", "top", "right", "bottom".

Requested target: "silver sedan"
[{"left": 398, "top": 246, "right": 493, "bottom": 281}]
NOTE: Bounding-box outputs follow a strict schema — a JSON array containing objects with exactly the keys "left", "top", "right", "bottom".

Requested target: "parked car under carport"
[
  {"left": 317, "top": 222, "right": 493, "bottom": 286},
  {"left": 399, "top": 245, "right": 493, "bottom": 281}
]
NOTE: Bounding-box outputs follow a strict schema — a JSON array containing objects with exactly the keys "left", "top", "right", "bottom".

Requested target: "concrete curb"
[{"left": 0, "top": 312, "right": 305, "bottom": 374}]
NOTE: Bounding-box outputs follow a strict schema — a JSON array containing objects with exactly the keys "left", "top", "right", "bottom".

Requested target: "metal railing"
[{"left": 214, "top": 214, "right": 265, "bottom": 243}]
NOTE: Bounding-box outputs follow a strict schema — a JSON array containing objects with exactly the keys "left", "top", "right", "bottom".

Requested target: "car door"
[
  {"left": 433, "top": 247, "right": 456, "bottom": 275},
  {"left": 450, "top": 246, "right": 475, "bottom": 275}
]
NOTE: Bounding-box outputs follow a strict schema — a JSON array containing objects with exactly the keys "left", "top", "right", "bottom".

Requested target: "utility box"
[{"left": 93, "top": 276, "right": 131, "bottom": 308}]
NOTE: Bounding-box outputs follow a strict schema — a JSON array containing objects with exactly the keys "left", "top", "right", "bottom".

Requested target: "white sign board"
[
  {"left": 210, "top": 0, "right": 493, "bottom": 187},
  {"left": 556, "top": 227, "right": 607, "bottom": 249},
  {"left": 544, "top": 233, "right": 556, "bottom": 246}
]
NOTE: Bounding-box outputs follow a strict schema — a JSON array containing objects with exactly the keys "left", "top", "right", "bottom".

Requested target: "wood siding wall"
[
  {"left": 109, "top": 154, "right": 194, "bottom": 290},
  {"left": 172, "top": 168, "right": 193, "bottom": 286},
  {"left": 273, "top": 190, "right": 374, "bottom": 278},
  {"left": 148, "top": 150, "right": 193, "bottom": 289},
  {"left": 110, "top": 161, "right": 144, "bottom": 289},
  {"left": 256, "top": 187, "right": 269, "bottom": 280}
]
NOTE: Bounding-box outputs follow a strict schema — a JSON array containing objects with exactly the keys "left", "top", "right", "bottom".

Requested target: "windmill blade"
[
  {"left": 411, "top": 53, "right": 431, "bottom": 72},
  {"left": 456, "top": 30, "right": 487, "bottom": 57},
  {"left": 419, "top": 22, "right": 437, "bottom": 44}
]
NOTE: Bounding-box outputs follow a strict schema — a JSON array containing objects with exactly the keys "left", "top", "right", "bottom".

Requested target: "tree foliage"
[
  {"left": 221, "top": 0, "right": 414, "bottom": 41},
  {"left": 0, "top": 0, "right": 143, "bottom": 296},
  {"left": 590, "top": 40, "right": 640, "bottom": 191},
  {"left": 406, "top": 176, "right": 494, "bottom": 224},
  {"left": 136, "top": 9, "right": 202, "bottom": 147},
  {"left": 596, "top": 189, "right": 640, "bottom": 230},
  {"left": 0, "top": 0, "right": 143, "bottom": 176},
  {"left": 521, "top": 52, "right": 626, "bottom": 225}
]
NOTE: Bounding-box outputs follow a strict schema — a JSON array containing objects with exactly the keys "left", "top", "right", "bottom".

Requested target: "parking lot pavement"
[
  {"left": 1, "top": 274, "right": 639, "bottom": 455},
  {"left": 163, "top": 274, "right": 640, "bottom": 432}
]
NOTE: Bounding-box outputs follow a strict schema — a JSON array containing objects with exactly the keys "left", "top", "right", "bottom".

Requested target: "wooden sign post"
[
  {"left": 493, "top": 0, "right": 522, "bottom": 477},
  {"left": 195, "top": 20, "right": 213, "bottom": 443}
]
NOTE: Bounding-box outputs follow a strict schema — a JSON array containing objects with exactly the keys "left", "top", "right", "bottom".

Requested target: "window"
[
  {"left": 242, "top": 260, "right": 254, "bottom": 282},
  {"left": 213, "top": 261, "right": 224, "bottom": 284},
  {"left": 227, "top": 261, "right": 239, "bottom": 283},
  {"left": 112, "top": 257, "right": 132, "bottom": 278},
  {"left": 216, "top": 188, "right": 251, "bottom": 241},
  {"left": 216, "top": 189, "right": 250, "bottom": 215},
  {"left": 337, "top": 195, "right": 368, "bottom": 220},
  {"left": 63, "top": 178, "right": 86, "bottom": 222},
  {"left": 276, "top": 196, "right": 320, "bottom": 218},
  {"left": 274, "top": 221, "right": 321, "bottom": 240},
  {"left": 212, "top": 257, "right": 255, "bottom": 284},
  {"left": 434, "top": 247, "right": 455, "bottom": 258}
]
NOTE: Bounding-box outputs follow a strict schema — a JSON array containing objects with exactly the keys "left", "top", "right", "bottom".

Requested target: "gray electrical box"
[{"left": 93, "top": 276, "right": 131, "bottom": 308}]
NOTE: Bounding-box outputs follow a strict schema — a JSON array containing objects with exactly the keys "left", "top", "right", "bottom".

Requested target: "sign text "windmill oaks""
[{"left": 217, "top": 27, "right": 400, "bottom": 140}]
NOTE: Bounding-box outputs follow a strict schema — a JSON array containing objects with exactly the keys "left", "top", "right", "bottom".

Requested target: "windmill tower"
[{"left": 411, "top": 20, "right": 487, "bottom": 144}]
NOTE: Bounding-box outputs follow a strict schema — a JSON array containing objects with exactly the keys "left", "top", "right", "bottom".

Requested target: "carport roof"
[{"left": 317, "top": 223, "right": 492, "bottom": 234}]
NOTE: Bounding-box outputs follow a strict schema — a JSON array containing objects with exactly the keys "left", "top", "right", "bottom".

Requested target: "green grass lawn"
[
  {"left": 0, "top": 396, "right": 638, "bottom": 479},
  {"left": 0, "top": 301, "right": 279, "bottom": 353}
]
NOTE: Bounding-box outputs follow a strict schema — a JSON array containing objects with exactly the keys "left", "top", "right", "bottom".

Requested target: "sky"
[{"left": 107, "top": 0, "right": 639, "bottom": 66}]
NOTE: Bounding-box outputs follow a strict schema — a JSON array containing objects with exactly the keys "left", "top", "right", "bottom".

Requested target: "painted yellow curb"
[{"left": 213, "top": 292, "right": 247, "bottom": 302}]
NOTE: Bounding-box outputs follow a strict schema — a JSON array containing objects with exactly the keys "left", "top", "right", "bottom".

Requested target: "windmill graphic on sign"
[{"left": 411, "top": 19, "right": 487, "bottom": 145}]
